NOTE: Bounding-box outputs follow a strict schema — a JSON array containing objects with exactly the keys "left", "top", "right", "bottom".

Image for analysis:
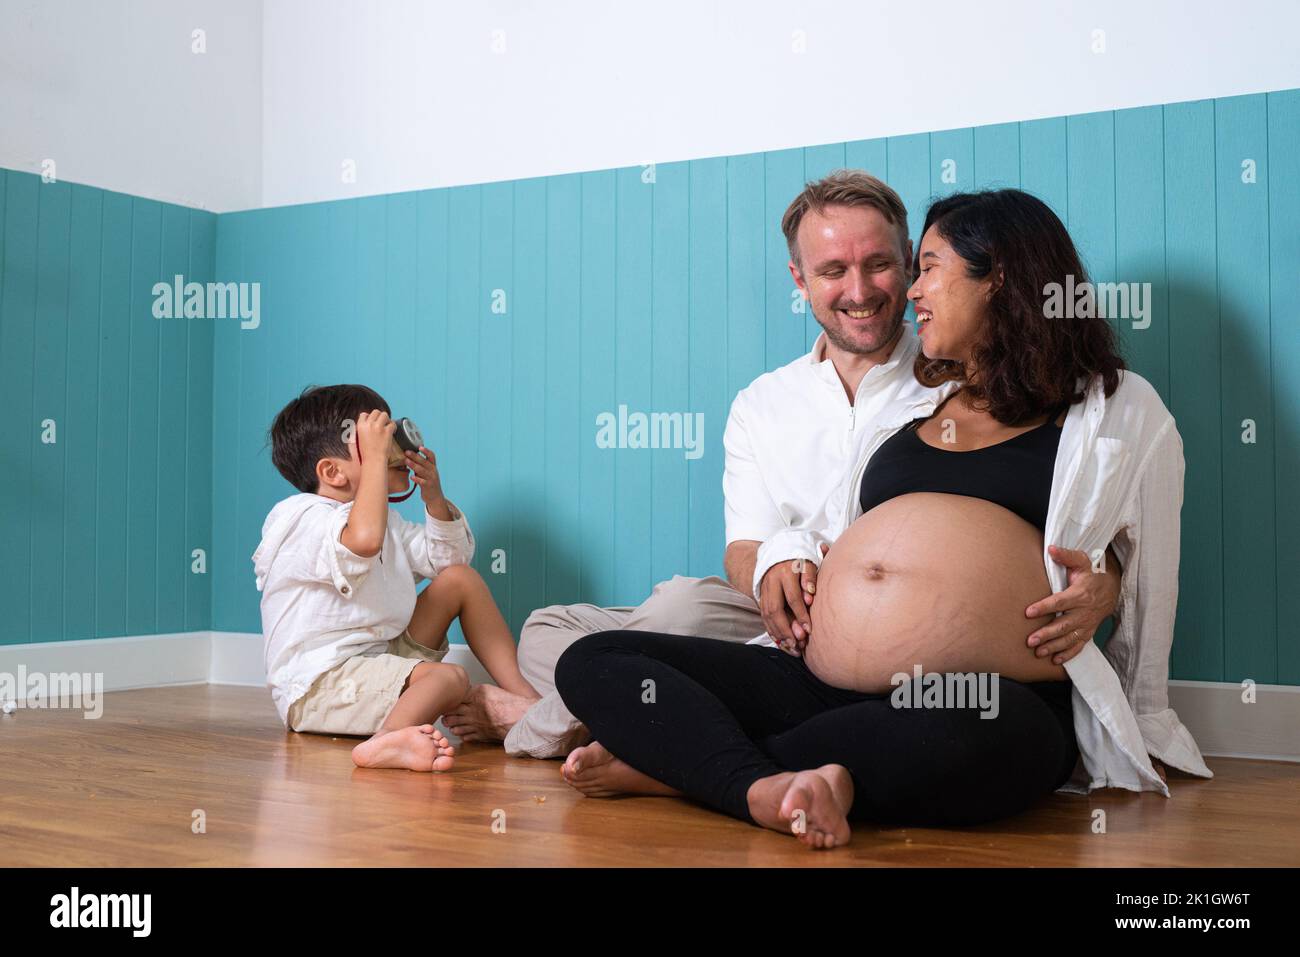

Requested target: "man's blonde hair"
[{"left": 781, "top": 169, "right": 910, "bottom": 269}]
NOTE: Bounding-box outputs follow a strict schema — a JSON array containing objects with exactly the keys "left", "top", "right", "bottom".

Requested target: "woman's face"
[{"left": 906, "top": 226, "right": 997, "bottom": 366}]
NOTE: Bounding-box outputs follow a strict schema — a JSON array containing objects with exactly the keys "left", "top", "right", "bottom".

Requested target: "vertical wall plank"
[
  {"left": 687, "top": 158, "right": 728, "bottom": 580},
  {"left": 155, "top": 204, "right": 189, "bottom": 633},
  {"left": 1216, "top": 94, "right": 1275, "bottom": 682},
  {"left": 478, "top": 181, "right": 514, "bottom": 618},
  {"left": 125, "top": 198, "right": 161, "bottom": 637},
  {"left": 973, "top": 122, "right": 1020, "bottom": 189},
  {"left": 886, "top": 133, "right": 931, "bottom": 245},
  {"left": 1164, "top": 99, "right": 1223, "bottom": 681},
  {"left": 65, "top": 185, "right": 104, "bottom": 639},
  {"left": 764, "top": 149, "right": 804, "bottom": 370},
  {"left": 727, "top": 153, "right": 766, "bottom": 402},
  {"left": 31, "top": 181, "right": 71, "bottom": 641},
  {"left": 803, "top": 142, "right": 846, "bottom": 183},
  {"left": 1, "top": 173, "right": 37, "bottom": 643},
  {"left": 210, "top": 212, "right": 243, "bottom": 631},
  {"left": 613, "top": 166, "right": 652, "bottom": 604},
  {"left": 579, "top": 171, "right": 616, "bottom": 606},
  {"left": 1114, "top": 106, "right": 1170, "bottom": 402},
  {"left": 845, "top": 138, "right": 888, "bottom": 179},
  {"left": 445, "top": 186, "right": 481, "bottom": 576},
  {"left": 649, "top": 162, "right": 690, "bottom": 589},
  {"left": 543, "top": 175, "right": 582, "bottom": 605},
  {"left": 1020, "top": 117, "right": 1068, "bottom": 222},
  {"left": 1268, "top": 90, "right": 1300, "bottom": 684},
  {"left": 1066, "top": 112, "right": 1117, "bottom": 298},
  {"left": 929, "top": 127, "right": 974, "bottom": 200},
  {"left": 185, "top": 210, "right": 215, "bottom": 632},
  {"left": 510, "top": 178, "right": 548, "bottom": 635}
]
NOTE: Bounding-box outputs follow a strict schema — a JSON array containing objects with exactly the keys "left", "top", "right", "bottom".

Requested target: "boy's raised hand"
[
  {"left": 354, "top": 410, "right": 396, "bottom": 465},
  {"left": 405, "top": 446, "right": 452, "bottom": 519}
]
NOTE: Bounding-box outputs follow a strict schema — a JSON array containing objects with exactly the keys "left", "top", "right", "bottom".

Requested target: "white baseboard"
[{"left": 0, "top": 633, "right": 1295, "bottom": 761}]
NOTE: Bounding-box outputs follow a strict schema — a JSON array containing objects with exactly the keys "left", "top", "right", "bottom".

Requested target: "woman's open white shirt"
[{"left": 750, "top": 370, "right": 1213, "bottom": 796}]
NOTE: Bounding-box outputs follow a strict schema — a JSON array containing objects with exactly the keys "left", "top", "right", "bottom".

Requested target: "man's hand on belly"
[
  {"left": 759, "top": 545, "right": 827, "bottom": 655},
  {"left": 1023, "top": 544, "right": 1122, "bottom": 664}
]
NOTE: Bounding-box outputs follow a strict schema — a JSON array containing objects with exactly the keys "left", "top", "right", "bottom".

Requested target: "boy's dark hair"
[{"left": 269, "top": 384, "right": 391, "bottom": 493}]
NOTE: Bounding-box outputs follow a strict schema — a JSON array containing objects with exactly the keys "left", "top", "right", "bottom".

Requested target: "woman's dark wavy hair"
[{"left": 913, "top": 189, "right": 1125, "bottom": 424}]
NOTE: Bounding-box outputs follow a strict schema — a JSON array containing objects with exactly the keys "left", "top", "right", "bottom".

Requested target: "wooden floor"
[{"left": 0, "top": 684, "right": 1295, "bottom": 867}]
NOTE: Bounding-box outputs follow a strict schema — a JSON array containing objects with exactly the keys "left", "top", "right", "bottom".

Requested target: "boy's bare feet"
[
  {"left": 746, "top": 765, "right": 854, "bottom": 849},
  {"left": 352, "top": 724, "right": 456, "bottom": 771},
  {"left": 443, "top": 684, "right": 539, "bottom": 743},
  {"left": 560, "top": 741, "right": 680, "bottom": 798}
]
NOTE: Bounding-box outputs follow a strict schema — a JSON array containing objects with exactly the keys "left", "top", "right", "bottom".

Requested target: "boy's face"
[{"left": 317, "top": 437, "right": 412, "bottom": 499}]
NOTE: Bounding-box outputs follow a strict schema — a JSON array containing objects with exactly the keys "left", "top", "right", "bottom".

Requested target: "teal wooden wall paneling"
[
  {"left": 65, "top": 185, "right": 104, "bottom": 639},
  {"left": 31, "top": 180, "right": 71, "bottom": 641},
  {"left": 801, "top": 143, "right": 848, "bottom": 353},
  {"left": 510, "top": 178, "right": 548, "bottom": 635},
  {"left": 2, "top": 173, "right": 38, "bottom": 642},
  {"left": 613, "top": 166, "right": 653, "bottom": 605},
  {"left": 1268, "top": 90, "right": 1300, "bottom": 685},
  {"left": 478, "top": 181, "right": 514, "bottom": 622},
  {"left": 543, "top": 174, "right": 582, "bottom": 606},
  {"left": 649, "top": 162, "right": 691, "bottom": 590},
  {"left": 845, "top": 138, "right": 888, "bottom": 182},
  {"left": 686, "top": 158, "right": 728, "bottom": 581},
  {"left": 1165, "top": 99, "right": 1224, "bottom": 681},
  {"left": 1216, "top": 94, "right": 1276, "bottom": 683}
]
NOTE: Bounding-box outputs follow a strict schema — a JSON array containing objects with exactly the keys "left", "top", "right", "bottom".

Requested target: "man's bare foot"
[
  {"left": 746, "top": 765, "right": 853, "bottom": 849},
  {"left": 351, "top": 725, "right": 456, "bottom": 771},
  {"left": 561, "top": 741, "right": 680, "bottom": 798},
  {"left": 443, "top": 684, "right": 540, "bottom": 743}
]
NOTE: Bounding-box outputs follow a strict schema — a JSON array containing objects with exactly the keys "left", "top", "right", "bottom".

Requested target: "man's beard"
[{"left": 812, "top": 299, "right": 905, "bottom": 357}]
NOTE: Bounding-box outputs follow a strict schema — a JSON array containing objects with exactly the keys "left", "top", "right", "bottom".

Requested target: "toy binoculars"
[{"left": 384, "top": 417, "right": 425, "bottom": 468}]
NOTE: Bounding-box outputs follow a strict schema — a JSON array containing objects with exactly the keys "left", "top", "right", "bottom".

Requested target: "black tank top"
[{"left": 858, "top": 395, "right": 1069, "bottom": 532}]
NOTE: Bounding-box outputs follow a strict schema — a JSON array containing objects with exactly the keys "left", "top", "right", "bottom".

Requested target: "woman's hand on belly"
[
  {"left": 1022, "top": 544, "right": 1122, "bottom": 664},
  {"left": 804, "top": 494, "right": 1069, "bottom": 693}
]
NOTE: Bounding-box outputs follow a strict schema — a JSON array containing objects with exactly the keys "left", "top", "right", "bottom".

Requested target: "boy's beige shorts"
[{"left": 287, "top": 631, "right": 451, "bottom": 736}]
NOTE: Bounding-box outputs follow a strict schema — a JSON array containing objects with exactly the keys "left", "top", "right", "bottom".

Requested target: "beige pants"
[
  {"left": 504, "top": 575, "right": 765, "bottom": 758},
  {"left": 287, "top": 630, "right": 451, "bottom": 737}
]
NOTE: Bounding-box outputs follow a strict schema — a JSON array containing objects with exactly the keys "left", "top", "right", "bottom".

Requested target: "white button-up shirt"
[
  {"left": 724, "top": 323, "right": 936, "bottom": 567},
  {"left": 252, "top": 493, "right": 475, "bottom": 726},
  {"left": 753, "top": 369, "right": 1214, "bottom": 796}
]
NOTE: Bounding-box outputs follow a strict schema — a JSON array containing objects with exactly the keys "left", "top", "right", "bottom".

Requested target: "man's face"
[{"left": 790, "top": 204, "right": 912, "bottom": 358}]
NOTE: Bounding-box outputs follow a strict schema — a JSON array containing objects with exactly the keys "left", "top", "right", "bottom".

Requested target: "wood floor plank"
[{"left": 0, "top": 685, "right": 1293, "bottom": 867}]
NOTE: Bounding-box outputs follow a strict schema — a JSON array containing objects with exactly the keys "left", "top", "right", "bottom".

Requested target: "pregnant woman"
[{"left": 554, "top": 188, "right": 1210, "bottom": 848}]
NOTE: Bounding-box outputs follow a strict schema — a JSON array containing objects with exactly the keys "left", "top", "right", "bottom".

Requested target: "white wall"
[
  {"left": 259, "top": 0, "right": 1300, "bottom": 210},
  {"left": 4, "top": 0, "right": 1299, "bottom": 212},
  {"left": 0, "top": 0, "right": 262, "bottom": 211}
]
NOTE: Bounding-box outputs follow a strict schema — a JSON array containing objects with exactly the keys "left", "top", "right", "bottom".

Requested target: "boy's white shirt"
[
  {"left": 747, "top": 368, "right": 1214, "bottom": 796},
  {"left": 252, "top": 493, "right": 475, "bottom": 726}
]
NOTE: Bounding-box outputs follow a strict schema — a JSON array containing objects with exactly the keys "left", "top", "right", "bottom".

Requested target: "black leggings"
[{"left": 555, "top": 631, "right": 1079, "bottom": 827}]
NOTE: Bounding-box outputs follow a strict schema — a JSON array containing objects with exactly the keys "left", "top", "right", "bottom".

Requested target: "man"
[{"left": 444, "top": 170, "right": 1119, "bottom": 757}]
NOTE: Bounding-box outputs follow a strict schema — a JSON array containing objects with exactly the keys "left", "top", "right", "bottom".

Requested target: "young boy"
[{"left": 253, "top": 384, "right": 540, "bottom": 771}]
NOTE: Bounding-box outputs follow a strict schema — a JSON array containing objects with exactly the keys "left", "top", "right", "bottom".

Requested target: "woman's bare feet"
[
  {"left": 443, "top": 684, "right": 539, "bottom": 743},
  {"left": 746, "top": 765, "right": 854, "bottom": 849},
  {"left": 561, "top": 741, "right": 680, "bottom": 798},
  {"left": 351, "top": 724, "right": 456, "bottom": 771}
]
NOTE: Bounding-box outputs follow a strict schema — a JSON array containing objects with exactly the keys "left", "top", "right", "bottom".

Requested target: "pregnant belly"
[{"left": 805, "top": 493, "right": 1067, "bottom": 693}]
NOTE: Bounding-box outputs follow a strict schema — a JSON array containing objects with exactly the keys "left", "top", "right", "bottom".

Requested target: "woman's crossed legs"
[{"left": 554, "top": 630, "right": 1076, "bottom": 848}]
